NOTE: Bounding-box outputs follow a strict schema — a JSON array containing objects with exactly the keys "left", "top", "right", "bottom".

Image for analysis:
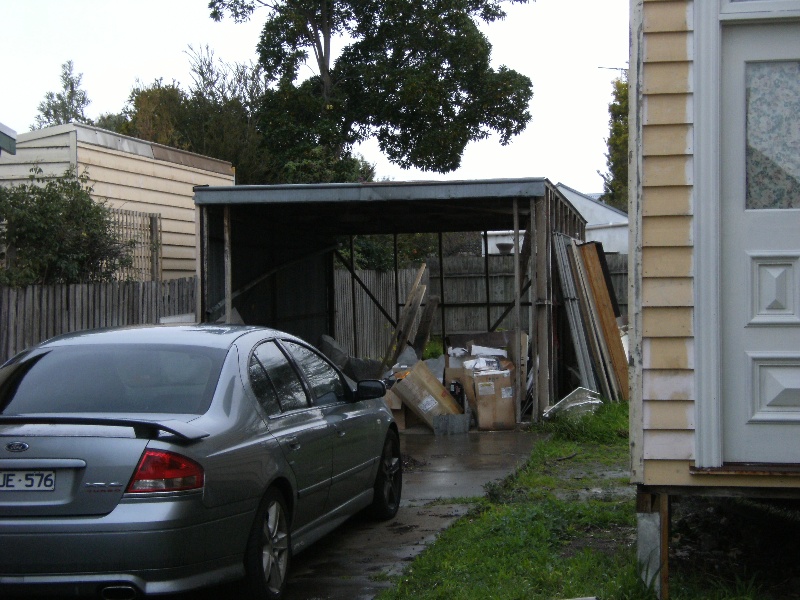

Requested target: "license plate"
[{"left": 0, "top": 471, "right": 56, "bottom": 491}]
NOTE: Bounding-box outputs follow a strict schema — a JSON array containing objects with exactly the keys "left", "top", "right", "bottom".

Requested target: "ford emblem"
[{"left": 5, "top": 442, "right": 29, "bottom": 452}]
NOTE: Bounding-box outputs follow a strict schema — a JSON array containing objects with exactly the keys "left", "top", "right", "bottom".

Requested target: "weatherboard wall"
[{"left": 631, "top": 0, "right": 697, "bottom": 486}]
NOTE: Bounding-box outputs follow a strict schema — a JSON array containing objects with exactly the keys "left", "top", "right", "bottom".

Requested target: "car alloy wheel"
[
  {"left": 246, "top": 487, "right": 290, "bottom": 599},
  {"left": 370, "top": 430, "right": 402, "bottom": 520}
]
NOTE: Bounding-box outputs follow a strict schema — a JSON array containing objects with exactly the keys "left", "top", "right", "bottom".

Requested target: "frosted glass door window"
[{"left": 746, "top": 61, "right": 800, "bottom": 209}]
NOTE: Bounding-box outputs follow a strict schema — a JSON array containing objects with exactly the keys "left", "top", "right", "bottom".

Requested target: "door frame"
[{"left": 694, "top": 0, "right": 800, "bottom": 467}]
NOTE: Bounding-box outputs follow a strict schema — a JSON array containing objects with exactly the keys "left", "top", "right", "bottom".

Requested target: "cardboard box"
[
  {"left": 383, "top": 388, "right": 403, "bottom": 410},
  {"left": 470, "top": 370, "right": 515, "bottom": 431},
  {"left": 392, "top": 361, "right": 461, "bottom": 430},
  {"left": 383, "top": 388, "right": 406, "bottom": 430}
]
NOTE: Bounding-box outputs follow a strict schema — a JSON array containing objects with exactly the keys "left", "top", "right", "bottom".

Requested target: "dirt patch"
[{"left": 560, "top": 523, "right": 637, "bottom": 559}]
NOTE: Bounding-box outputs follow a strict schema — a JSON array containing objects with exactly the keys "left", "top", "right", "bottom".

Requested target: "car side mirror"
[{"left": 355, "top": 379, "right": 386, "bottom": 401}]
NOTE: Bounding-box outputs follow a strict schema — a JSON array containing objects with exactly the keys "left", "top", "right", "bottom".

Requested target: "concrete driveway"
[{"left": 280, "top": 427, "right": 539, "bottom": 600}]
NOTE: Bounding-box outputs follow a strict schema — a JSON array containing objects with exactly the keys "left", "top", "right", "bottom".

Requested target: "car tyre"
[
  {"left": 244, "top": 487, "right": 291, "bottom": 599},
  {"left": 369, "top": 429, "right": 402, "bottom": 520}
]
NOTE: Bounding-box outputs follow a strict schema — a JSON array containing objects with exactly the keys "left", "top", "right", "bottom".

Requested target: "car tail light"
[{"left": 126, "top": 449, "right": 204, "bottom": 493}]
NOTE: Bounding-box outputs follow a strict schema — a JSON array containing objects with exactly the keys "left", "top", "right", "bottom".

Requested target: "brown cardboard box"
[
  {"left": 392, "top": 361, "right": 461, "bottom": 430},
  {"left": 470, "top": 370, "right": 515, "bottom": 430},
  {"left": 383, "top": 388, "right": 406, "bottom": 430},
  {"left": 383, "top": 388, "right": 403, "bottom": 410}
]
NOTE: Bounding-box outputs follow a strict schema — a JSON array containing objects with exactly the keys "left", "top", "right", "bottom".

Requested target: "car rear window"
[{"left": 0, "top": 344, "right": 227, "bottom": 415}]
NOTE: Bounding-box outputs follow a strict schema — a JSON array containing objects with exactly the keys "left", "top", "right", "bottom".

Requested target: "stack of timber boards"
[{"left": 553, "top": 234, "right": 628, "bottom": 401}]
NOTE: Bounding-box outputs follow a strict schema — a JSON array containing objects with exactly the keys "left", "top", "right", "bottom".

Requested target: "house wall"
[
  {"left": 631, "top": 0, "right": 800, "bottom": 489},
  {"left": 0, "top": 124, "right": 234, "bottom": 280},
  {"left": 631, "top": 0, "right": 696, "bottom": 486}
]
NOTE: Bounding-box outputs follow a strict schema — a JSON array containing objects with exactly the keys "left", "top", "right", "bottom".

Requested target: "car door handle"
[{"left": 285, "top": 436, "right": 301, "bottom": 450}]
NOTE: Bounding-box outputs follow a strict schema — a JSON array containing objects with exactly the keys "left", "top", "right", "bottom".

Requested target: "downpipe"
[{"left": 99, "top": 584, "right": 138, "bottom": 600}]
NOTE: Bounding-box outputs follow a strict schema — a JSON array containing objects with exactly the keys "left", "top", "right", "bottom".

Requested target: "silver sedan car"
[{"left": 0, "top": 325, "right": 402, "bottom": 599}]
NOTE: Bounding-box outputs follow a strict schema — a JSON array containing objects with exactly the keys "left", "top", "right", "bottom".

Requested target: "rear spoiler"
[{"left": 0, "top": 416, "right": 209, "bottom": 442}]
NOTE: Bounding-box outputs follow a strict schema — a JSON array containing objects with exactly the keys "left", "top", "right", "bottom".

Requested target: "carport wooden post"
[
  {"left": 438, "top": 232, "right": 446, "bottom": 345},
  {"left": 349, "top": 235, "right": 359, "bottom": 356},
  {"left": 535, "top": 194, "right": 551, "bottom": 418},
  {"left": 483, "top": 232, "right": 491, "bottom": 330},
  {"left": 528, "top": 197, "right": 538, "bottom": 420},
  {"left": 224, "top": 205, "right": 232, "bottom": 323},
  {"left": 513, "top": 199, "right": 522, "bottom": 423}
]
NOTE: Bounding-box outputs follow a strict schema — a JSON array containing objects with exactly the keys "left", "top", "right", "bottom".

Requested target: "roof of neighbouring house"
[
  {"left": 7, "top": 122, "right": 232, "bottom": 176},
  {"left": 556, "top": 182, "right": 628, "bottom": 224}
]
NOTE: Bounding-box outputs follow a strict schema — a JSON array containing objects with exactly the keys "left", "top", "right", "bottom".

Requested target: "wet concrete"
[{"left": 281, "top": 427, "right": 539, "bottom": 600}]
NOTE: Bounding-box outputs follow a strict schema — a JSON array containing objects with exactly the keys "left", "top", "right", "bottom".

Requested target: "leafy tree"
[
  {"left": 123, "top": 79, "right": 191, "bottom": 148},
  {"left": 208, "top": 0, "right": 533, "bottom": 173},
  {"left": 33, "top": 60, "right": 93, "bottom": 130},
  {"left": 100, "top": 47, "right": 373, "bottom": 184},
  {"left": 0, "top": 168, "right": 133, "bottom": 286},
  {"left": 599, "top": 74, "right": 628, "bottom": 212}
]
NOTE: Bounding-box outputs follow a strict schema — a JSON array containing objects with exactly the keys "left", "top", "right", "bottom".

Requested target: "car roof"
[{"left": 35, "top": 324, "right": 284, "bottom": 350}]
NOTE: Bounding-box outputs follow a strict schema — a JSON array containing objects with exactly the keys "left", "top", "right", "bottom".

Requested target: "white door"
[{"left": 721, "top": 22, "right": 800, "bottom": 463}]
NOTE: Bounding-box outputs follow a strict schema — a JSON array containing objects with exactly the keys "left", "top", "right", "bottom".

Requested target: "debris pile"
[{"left": 319, "top": 331, "right": 524, "bottom": 434}]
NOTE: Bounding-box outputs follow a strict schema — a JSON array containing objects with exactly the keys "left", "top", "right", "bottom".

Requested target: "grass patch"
[
  {"left": 381, "top": 399, "right": 800, "bottom": 599},
  {"left": 378, "top": 401, "right": 655, "bottom": 600}
]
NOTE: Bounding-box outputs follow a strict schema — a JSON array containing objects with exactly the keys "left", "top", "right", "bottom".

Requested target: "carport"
[{"left": 193, "top": 178, "right": 585, "bottom": 420}]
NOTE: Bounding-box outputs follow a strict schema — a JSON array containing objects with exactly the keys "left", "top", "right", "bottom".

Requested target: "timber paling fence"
[{"left": 0, "top": 278, "right": 195, "bottom": 364}]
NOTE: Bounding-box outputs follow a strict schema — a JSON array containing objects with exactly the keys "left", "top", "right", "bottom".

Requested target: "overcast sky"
[{"left": 1, "top": 0, "right": 629, "bottom": 193}]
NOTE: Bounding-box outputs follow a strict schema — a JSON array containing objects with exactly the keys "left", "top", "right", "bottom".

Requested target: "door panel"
[
  {"left": 324, "top": 401, "right": 381, "bottom": 510},
  {"left": 721, "top": 22, "right": 800, "bottom": 463}
]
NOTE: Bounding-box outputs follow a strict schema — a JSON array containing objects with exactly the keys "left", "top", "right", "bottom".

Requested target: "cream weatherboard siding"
[
  {"left": 0, "top": 124, "right": 233, "bottom": 280},
  {"left": 631, "top": 0, "right": 800, "bottom": 490},
  {"left": 633, "top": 0, "right": 697, "bottom": 487}
]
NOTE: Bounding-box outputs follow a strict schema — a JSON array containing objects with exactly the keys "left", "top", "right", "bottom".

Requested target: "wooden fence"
[{"left": 0, "top": 278, "right": 195, "bottom": 363}]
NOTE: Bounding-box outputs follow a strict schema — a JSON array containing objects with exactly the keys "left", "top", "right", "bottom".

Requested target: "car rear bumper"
[{"left": 0, "top": 494, "right": 256, "bottom": 595}]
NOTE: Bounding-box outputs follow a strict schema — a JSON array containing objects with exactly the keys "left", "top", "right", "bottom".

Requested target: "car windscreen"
[{"left": 0, "top": 344, "right": 227, "bottom": 415}]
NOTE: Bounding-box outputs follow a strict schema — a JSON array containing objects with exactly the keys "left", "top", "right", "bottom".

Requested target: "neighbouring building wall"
[
  {"left": 630, "top": 0, "right": 696, "bottom": 485},
  {"left": 0, "top": 124, "right": 234, "bottom": 280}
]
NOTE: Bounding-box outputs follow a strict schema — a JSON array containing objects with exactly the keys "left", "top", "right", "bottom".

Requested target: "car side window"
[
  {"left": 250, "top": 341, "right": 309, "bottom": 413},
  {"left": 282, "top": 341, "right": 347, "bottom": 406}
]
